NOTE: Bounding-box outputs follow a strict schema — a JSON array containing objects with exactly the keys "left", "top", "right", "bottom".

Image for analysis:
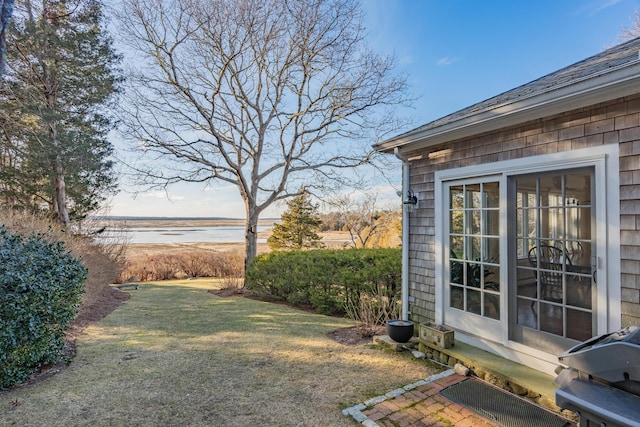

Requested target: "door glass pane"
[
  {"left": 450, "top": 236, "right": 463, "bottom": 259},
  {"left": 516, "top": 266, "right": 536, "bottom": 297},
  {"left": 486, "top": 210, "right": 500, "bottom": 236},
  {"left": 540, "top": 175, "right": 562, "bottom": 207},
  {"left": 470, "top": 236, "right": 481, "bottom": 261},
  {"left": 540, "top": 303, "right": 563, "bottom": 335},
  {"left": 469, "top": 210, "right": 481, "bottom": 234},
  {"left": 468, "top": 184, "right": 481, "bottom": 209},
  {"left": 517, "top": 298, "right": 536, "bottom": 328},
  {"left": 485, "top": 237, "right": 500, "bottom": 263},
  {"left": 578, "top": 242, "right": 592, "bottom": 265},
  {"left": 450, "top": 210, "right": 463, "bottom": 234},
  {"left": 517, "top": 176, "right": 537, "bottom": 202},
  {"left": 565, "top": 174, "right": 589, "bottom": 201},
  {"left": 484, "top": 182, "right": 500, "bottom": 208},
  {"left": 467, "top": 262, "right": 482, "bottom": 288},
  {"left": 485, "top": 265, "right": 500, "bottom": 291},
  {"left": 467, "top": 289, "right": 481, "bottom": 314},
  {"left": 524, "top": 210, "right": 537, "bottom": 242},
  {"left": 567, "top": 274, "right": 591, "bottom": 309},
  {"left": 450, "top": 185, "right": 464, "bottom": 208},
  {"left": 548, "top": 208, "right": 564, "bottom": 239},
  {"left": 567, "top": 309, "right": 592, "bottom": 341},
  {"left": 451, "top": 286, "right": 464, "bottom": 310},
  {"left": 485, "top": 293, "right": 500, "bottom": 320},
  {"left": 450, "top": 260, "right": 463, "bottom": 284},
  {"left": 578, "top": 208, "right": 591, "bottom": 240}
]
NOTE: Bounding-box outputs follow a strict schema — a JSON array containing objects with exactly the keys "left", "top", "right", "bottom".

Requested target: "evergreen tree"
[
  {"left": 0, "top": 0, "right": 121, "bottom": 223},
  {"left": 268, "top": 192, "right": 324, "bottom": 251}
]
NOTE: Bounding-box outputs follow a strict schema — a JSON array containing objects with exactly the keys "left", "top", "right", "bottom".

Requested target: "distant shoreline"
[
  {"left": 94, "top": 216, "right": 278, "bottom": 228},
  {"left": 95, "top": 216, "right": 280, "bottom": 221},
  {"left": 93, "top": 216, "right": 351, "bottom": 255}
]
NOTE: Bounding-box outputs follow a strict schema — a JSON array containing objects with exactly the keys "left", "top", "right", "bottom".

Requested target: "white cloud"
[
  {"left": 398, "top": 54, "right": 416, "bottom": 66},
  {"left": 203, "top": 184, "right": 237, "bottom": 192},
  {"left": 576, "top": 0, "right": 623, "bottom": 16},
  {"left": 436, "top": 56, "right": 460, "bottom": 66},
  {"left": 140, "top": 191, "right": 184, "bottom": 201}
]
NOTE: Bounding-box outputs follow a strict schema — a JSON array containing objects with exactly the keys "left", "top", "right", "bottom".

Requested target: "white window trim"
[{"left": 434, "top": 144, "right": 621, "bottom": 364}]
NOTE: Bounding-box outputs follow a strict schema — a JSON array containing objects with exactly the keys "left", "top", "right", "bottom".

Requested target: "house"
[{"left": 376, "top": 37, "right": 640, "bottom": 375}]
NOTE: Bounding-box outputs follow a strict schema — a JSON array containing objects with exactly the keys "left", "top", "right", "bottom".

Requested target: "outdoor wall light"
[{"left": 403, "top": 190, "right": 418, "bottom": 212}]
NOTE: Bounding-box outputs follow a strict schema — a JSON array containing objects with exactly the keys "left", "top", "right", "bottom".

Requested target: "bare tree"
[
  {"left": 619, "top": 9, "right": 640, "bottom": 41},
  {"left": 329, "top": 193, "right": 399, "bottom": 249},
  {"left": 114, "top": 0, "right": 410, "bottom": 266}
]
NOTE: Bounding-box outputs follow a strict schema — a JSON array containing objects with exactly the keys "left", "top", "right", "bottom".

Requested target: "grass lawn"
[{"left": 0, "top": 279, "right": 438, "bottom": 426}]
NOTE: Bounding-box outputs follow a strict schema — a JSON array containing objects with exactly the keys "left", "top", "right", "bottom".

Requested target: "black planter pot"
[{"left": 386, "top": 320, "right": 414, "bottom": 343}]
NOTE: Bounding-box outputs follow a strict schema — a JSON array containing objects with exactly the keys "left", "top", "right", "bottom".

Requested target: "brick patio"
[
  {"left": 344, "top": 371, "right": 497, "bottom": 427},
  {"left": 344, "top": 370, "right": 576, "bottom": 427}
]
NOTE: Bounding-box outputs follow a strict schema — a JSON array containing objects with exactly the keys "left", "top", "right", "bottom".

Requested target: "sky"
[{"left": 107, "top": 0, "right": 640, "bottom": 218}]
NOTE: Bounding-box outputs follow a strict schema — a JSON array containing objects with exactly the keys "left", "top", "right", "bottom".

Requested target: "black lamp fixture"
[{"left": 403, "top": 190, "right": 418, "bottom": 212}]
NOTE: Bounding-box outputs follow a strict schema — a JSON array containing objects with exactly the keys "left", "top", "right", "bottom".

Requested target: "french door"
[
  {"left": 438, "top": 145, "right": 618, "bottom": 363},
  {"left": 444, "top": 178, "right": 503, "bottom": 339},
  {"left": 443, "top": 169, "right": 597, "bottom": 352},
  {"left": 509, "top": 168, "right": 595, "bottom": 355}
]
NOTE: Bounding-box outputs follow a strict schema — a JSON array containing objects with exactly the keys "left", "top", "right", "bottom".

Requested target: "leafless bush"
[
  {"left": 345, "top": 284, "right": 401, "bottom": 338},
  {"left": 220, "top": 275, "right": 245, "bottom": 293},
  {"left": 118, "top": 250, "right": 245, "bottom": 283},
  {"left": 152, "top": 255, "right": 182, "bottom": 281},
  {"left": 177, "top": 252, "right": 211, "bottom": 278}
]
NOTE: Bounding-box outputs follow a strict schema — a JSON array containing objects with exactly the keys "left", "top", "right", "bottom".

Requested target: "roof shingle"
[{"left": 387, "top": 37, "right": 640, "bottom": 144}]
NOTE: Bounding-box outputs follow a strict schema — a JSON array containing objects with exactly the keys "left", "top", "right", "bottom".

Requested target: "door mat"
[{"left": 440, "top": 379, "right": 570, "bottom": 427}]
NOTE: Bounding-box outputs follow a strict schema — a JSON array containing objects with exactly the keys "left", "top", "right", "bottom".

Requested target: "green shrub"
[
  {"left": 245, "top": 248, "right": 401, "bottom": 315},
  {"left": 0, "top": 227, "right": 87, "bottom": 389}
]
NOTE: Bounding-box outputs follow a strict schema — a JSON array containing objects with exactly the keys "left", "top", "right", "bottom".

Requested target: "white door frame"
[{"left": 433, "top": 144, "right": 620, "bottom": 370}]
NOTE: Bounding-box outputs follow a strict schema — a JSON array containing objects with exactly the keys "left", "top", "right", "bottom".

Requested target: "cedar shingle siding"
[{"left": 404, "top": 93, "right": 640, "bottom": 327}]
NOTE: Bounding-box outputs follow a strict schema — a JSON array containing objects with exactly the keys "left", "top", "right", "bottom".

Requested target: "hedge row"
[
  {"left": 245, "top": 248, "right": 401, "bottom": 315},
  {"left": 0, "top": 227, "right": 87, "bottom": 389}
]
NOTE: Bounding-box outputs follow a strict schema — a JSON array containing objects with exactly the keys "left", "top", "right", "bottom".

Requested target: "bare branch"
[
  {"left": 619, "top": 9, "right": 640, "bottom": 42},
  {"left": 115, "top": 0, "right": 411, "bottom": 263}
]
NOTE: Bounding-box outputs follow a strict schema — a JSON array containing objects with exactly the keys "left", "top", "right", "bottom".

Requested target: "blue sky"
[{"left": 108, "top": 0, "right": 640, "bottom": 218}]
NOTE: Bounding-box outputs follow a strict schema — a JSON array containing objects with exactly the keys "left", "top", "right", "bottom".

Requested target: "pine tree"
[
  {"left": 0, "top": 0, "right": 120, "bottom": 223},
  {"left": 268, "top": 192, "right": 325, "bottom": 251}
]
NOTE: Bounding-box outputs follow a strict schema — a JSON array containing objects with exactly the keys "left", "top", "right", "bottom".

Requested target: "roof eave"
[{"left": 375, "top": 62, "right": 640, "bottom": 154}]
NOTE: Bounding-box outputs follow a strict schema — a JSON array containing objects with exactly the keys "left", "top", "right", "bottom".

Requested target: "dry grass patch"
[{"left": 0, "top": 279, "right": 438, "bottom": 427}]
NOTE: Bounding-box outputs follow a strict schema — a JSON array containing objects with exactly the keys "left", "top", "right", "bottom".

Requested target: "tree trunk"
[
  {"left": 52, "top": 154, "right": 69, "bottom": 225},
  {"left": 244, "top": 214, "right": 258, "bottom": 271}
]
